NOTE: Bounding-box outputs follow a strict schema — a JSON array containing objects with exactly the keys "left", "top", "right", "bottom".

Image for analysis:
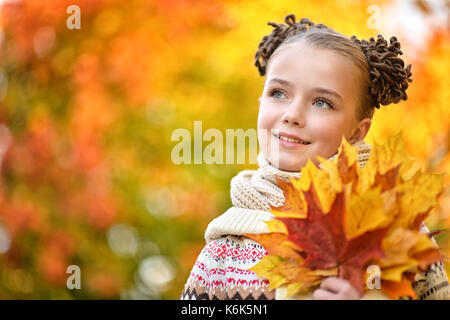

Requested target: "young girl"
[{"left": 181, "top": 14, "right": 450, "bottom": 300}]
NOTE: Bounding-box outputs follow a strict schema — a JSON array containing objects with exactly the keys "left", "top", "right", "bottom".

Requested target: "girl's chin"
[
  {"left": 268, "top": 155, "right": 306, "bottom": 172},
  {"left": 278, "top": 163, "right": 304, "bottom": 172}
]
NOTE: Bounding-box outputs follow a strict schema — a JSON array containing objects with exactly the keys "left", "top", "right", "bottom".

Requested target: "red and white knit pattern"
[{"left": 181, "top": 235, "right": 275, "bottom": 300}]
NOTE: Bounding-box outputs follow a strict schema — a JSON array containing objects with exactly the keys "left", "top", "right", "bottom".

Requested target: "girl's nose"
[{"left": 281, "top": 103, "right": 306, "bottom": 127}]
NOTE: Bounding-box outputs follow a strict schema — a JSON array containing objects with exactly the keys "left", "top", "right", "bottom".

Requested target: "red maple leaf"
[{"left": 277, "top": 183, "right": 390, "bottom": 294}]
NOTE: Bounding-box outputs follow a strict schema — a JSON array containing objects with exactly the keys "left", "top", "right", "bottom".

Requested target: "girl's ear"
[{"left": 349, "top": 118, "right": 372, "bottom": 144}]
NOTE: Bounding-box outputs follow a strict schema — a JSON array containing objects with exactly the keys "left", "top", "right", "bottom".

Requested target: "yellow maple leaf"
[
  {"left": 270, "top": 178, "right": 306, "bottom": 219},
  {"left": 249, "top": 255, "right": 287, "bottom": 290},
  {"left": 394, "top": 170, "right": 444, "bottom": 230},
  {"left": 297, "top": 158, "right": 339, "bottom": 214},
  {"left": 346, "top": 185, "right": 392, "bottom": 239},
  {"left": 367, "top": 133, "right": 409, "bottom": 175},
  {"left": 265, "top": 219, "right": 288, "bottom": 234}
]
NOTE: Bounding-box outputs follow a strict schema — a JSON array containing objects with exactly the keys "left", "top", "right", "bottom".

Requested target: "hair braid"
[{"left": 254, "top": 14, "right": 332, "bottom": 76}]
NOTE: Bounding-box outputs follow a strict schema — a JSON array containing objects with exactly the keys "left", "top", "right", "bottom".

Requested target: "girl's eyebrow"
[
  {"left": 268, "top": 77, "right": 343, "bottom": 101},
  {"left": 311, "top": 87, "right": 343, "bottom": 101},
  {"left": 268, "top": 78, "right": 292, "bottom": 87}
]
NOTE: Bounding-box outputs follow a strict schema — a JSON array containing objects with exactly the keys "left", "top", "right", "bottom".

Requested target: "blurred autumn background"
[{"left": 0, "top": 0, "right": 448, "bottom": 299}]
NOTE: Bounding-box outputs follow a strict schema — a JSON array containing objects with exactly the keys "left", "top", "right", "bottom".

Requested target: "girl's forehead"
[
  {"left": 266, "top": 43, "right": 359, "bottom": 91},
  {"left": 268, "top": 43, "right": 354, "bottom": 75}
]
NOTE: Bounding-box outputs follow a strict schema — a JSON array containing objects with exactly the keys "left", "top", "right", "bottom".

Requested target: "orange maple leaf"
[{"left": 276, "top": 180, "right": 390, "bottom": 295}]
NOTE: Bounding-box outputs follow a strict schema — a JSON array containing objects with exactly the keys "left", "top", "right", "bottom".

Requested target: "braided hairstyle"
[{"left": 254, "top": 14, "right": 413, "bottom": 119}]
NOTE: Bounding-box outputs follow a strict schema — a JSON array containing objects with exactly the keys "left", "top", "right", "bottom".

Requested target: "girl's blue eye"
[
  {"left": 314, "top": 98, "right": 333, "bottom": 110},
  {"left": 269, "top": 89, "right": 285, "bottom": 99}
]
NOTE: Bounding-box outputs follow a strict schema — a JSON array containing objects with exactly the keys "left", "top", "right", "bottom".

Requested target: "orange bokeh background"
[{"left": 0, "top": 0, "right": 448, "bottom": 299}]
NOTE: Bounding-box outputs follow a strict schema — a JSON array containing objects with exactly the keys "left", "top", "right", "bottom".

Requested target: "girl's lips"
[
  {"left": 273, "top": 133, "right": 311, "bottom": 149},
  {"left": 277, "top": 131, "right": 310, "bottom": 144}
]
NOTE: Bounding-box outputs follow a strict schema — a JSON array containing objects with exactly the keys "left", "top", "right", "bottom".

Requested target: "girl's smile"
[{"left": 273, "top": 131, "right": 311, "bottom": 149}]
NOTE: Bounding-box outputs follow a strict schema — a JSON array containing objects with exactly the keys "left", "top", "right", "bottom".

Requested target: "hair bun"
[{"left": 351, "top": 34, "right": 413, "bottom": 108}]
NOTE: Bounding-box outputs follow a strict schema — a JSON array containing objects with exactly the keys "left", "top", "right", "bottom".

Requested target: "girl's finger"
[
  {"left": 320, "top": 277, "right": 349, "bottom": 293},
  {"left": 312, "top": 289, "right": 339, "bottom": 300}
]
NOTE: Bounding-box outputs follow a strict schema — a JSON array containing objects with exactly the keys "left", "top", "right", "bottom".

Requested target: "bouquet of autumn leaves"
[{"left": 246, "top": 134, "right": 445, "bottom": 300}]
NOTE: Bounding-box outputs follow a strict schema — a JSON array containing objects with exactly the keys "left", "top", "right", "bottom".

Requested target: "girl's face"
[{"left": 257, "top": 41, "right": 371, "bottom": 171}]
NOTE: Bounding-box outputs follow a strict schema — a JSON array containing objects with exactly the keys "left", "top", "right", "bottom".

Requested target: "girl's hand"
[{"left": 312, "top": 277, "right": 362, "bottom": 300}]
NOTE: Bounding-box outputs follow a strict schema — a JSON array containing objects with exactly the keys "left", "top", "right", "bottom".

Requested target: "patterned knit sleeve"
[
  {"left": 180, "top": 235, "right": 276, "bottom": 300},
  {"left": 410, "top": 223, "right": 450, "bottom": 300}
]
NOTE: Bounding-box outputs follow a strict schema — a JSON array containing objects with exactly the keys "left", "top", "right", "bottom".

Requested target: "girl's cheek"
[
  {"left": 309, "top": 117, "right": 346, "bottom": 149},
  {"left": 257, "top": 108, "right": 278, "bottom": 151},
  {"left": 257, "top": 107, "right": 276, "bottom": 129}
]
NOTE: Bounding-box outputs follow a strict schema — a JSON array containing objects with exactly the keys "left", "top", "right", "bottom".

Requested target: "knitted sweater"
[{"left": 181, "top": 142, "right": 450, "bottom": 300}]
